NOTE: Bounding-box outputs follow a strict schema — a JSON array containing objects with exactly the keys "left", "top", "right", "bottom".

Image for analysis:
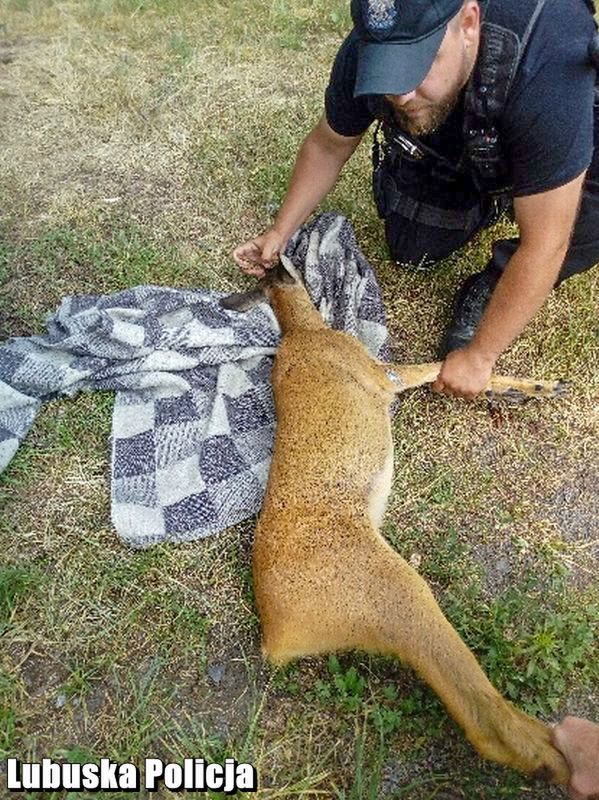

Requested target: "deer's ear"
[
  {"left": 219, "top": 286, "right": 266, "bottom": 312},
  {"left": 276, "top": 254, "right": 302, "bottom": 285}
]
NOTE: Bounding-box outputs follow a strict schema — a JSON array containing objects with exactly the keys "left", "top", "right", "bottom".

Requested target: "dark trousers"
[{"left": 385, "top": 148, "right": 599, "bottom": 286}]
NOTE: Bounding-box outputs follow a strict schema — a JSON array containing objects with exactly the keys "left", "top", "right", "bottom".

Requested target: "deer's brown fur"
[{"left": 221, "top": 257, "right": 570, "bottom": 785}]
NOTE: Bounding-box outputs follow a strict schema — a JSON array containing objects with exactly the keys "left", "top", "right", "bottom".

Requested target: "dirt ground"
[{"left": 0, "top": 2, "right": 597, "bottom": 799}]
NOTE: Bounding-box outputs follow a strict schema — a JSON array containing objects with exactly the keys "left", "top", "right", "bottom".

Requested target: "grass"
[{"left": 0, "top": 0, "right": 597, "bottom": 798}]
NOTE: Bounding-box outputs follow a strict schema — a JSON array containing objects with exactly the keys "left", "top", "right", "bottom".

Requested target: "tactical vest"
[{"left": 371, "top": 0, "right": 597, "bottom": 231}]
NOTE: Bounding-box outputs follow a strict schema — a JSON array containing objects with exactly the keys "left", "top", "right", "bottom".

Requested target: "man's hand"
[
  {"left": 233, "top": 229, "right": 286, "bottom": 278},
  {"left": 232, "top": 117, "right": 364, "bottom": 280},
  {"left": 552, "top": 716, "right": 599, "bottom": 800},
  {"left": 432, "top": 345, "right": 494, "bottom": 400}
]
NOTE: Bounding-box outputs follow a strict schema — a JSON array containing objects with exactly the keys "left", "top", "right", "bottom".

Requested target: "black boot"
[{"left": 439, "top": 267, "right": 501, "bottom": 357}]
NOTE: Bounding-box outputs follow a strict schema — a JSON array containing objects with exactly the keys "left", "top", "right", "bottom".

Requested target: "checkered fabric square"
[{"left": 0, "top": 213, "right": 392, "bottom": 547}]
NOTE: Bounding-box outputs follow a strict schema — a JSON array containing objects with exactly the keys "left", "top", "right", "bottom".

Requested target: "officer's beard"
[
  {"left": 390, "top": 48, "right": 473, "bottom": 138},
  {"left": 391, "top": 82, "right": 464, "bottom": 138}
]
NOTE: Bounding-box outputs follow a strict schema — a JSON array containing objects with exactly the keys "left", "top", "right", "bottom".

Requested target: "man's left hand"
[{"left": 432, "top": 346, "right": 495, "bottom": 400}]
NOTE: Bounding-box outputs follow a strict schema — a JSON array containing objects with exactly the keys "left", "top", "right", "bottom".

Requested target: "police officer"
[{"left": 233, "top": 0, "right": 598, "bottom": 399}]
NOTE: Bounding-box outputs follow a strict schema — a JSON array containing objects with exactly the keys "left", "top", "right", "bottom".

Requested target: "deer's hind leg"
[
  {"left": 255, "top": 537, "right": 569, "bottom": 783},
  {"left": 254, "top": 544, "right": 390, "bottom": 666},
  {"left": 384, "top": 361, "right": 568, "bottom": 400},
  {"left": 357, "top": 543, "right": 570, "bottom": 785}
]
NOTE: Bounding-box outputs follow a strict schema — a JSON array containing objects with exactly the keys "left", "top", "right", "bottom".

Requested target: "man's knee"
[{"left": 554, "top": 184, "right": 599, "bottom": 284}]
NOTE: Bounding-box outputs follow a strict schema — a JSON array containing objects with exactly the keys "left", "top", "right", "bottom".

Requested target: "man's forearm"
[
  {"left": 272, "top": 130, "right": 356, "bottom": 242},
  {"left": 435, "top": 173, "right": 585, "bottom": 399},
  {"left": 470, "top": 244, "right": 567, "bottom": 364}
]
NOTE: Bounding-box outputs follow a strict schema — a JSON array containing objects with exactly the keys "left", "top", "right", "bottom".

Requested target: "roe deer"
[{"left": 221, "top": 256, "right": 570, "bottom": 785}]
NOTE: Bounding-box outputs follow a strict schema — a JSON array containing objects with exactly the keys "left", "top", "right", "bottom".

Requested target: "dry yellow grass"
[{"left": 0, "top": 2, "right": 597, "bottom": 798}]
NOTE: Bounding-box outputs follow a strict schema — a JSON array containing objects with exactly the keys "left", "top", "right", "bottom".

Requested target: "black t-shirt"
[{"left": 325, "top": 0, "right": 597, "bottom": 197}]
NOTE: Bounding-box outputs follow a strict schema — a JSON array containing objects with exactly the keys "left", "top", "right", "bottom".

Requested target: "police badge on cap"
[
  {"left": 352, "top": 0, "right": 464, "bottom": 96},
  {"left": 361, "top": 0, "right": 400, "bottom": 35}
]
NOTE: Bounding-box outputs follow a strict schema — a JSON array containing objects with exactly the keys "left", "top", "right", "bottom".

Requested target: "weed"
[
  {"left": 59, "top": 663, "right": 100, "bottom": 704},
  {"left": 0, "top": 1, "right": 596, "bottom": 798},
  {"left": 54, "top": 744, "right": 99, "bottom": 764},
  {"left": 0, "top": 706, "right": 17, "bottom": 758},
  {"left": 0, "top": 565, "right": 41, "bottom": 635},
  {"left": 271, "top": 662, "right": 302, "bottom": 696},
  {"left": 444, "top": 571, "right": 598, "bottom": 716},
  {"left": 0, "top": 241, "right": 8, "bottom": 284},
  {"left": 336, "top": 718, "right": 387, "bottom": 800},
  {"left": 321, "top": 654, "right": 367, "bottom": 711}
]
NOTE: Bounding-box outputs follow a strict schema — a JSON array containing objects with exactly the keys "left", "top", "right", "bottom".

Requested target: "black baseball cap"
[{"left": 352, "top": 0, "right": 464, "bottom": 97}]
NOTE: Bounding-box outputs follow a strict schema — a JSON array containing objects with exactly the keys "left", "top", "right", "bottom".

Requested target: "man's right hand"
[
  {"left": 233, "top": 116, "right": 364, "bottom": 279},
  {"left": 233, "top": 229, "right": 286, "bottom": 278}
]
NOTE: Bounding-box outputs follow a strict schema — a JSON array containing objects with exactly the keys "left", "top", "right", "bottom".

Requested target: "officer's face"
[{"left": 384, "top": 2, "right": 480, "bottom": 137}]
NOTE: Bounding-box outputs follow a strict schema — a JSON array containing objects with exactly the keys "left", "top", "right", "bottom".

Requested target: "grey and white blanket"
[{"left": 0, "top": 213, "right": 392, "bottom": 548}]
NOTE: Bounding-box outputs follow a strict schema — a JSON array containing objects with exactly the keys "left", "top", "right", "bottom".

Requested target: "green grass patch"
[
  {"left": 0, "top": 241, "right": 8, "bottom": 284},
  {"left": 447, "top": 572, "right": 598, "bottom": 716},
  {"left": 0, "top": 1, "right": 596, "bottom": 797},
  {"left": 384, "top": 522, "right": 598, "bottom": 717},
  {"left": 0, "top": 704, "right": 17, "bottom": 759},
  {"left": 0, "top": 565, "right": 43, "bottom": 635}
]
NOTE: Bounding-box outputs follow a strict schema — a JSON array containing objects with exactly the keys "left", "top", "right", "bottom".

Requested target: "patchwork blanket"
[{"left": 0, "top": 213, "right": 392, "bottom": 548}]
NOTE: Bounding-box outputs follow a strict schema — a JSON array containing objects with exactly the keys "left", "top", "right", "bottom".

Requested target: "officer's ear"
[{"left": 456, "top": 1, "right": 480, "bottom": 47}]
